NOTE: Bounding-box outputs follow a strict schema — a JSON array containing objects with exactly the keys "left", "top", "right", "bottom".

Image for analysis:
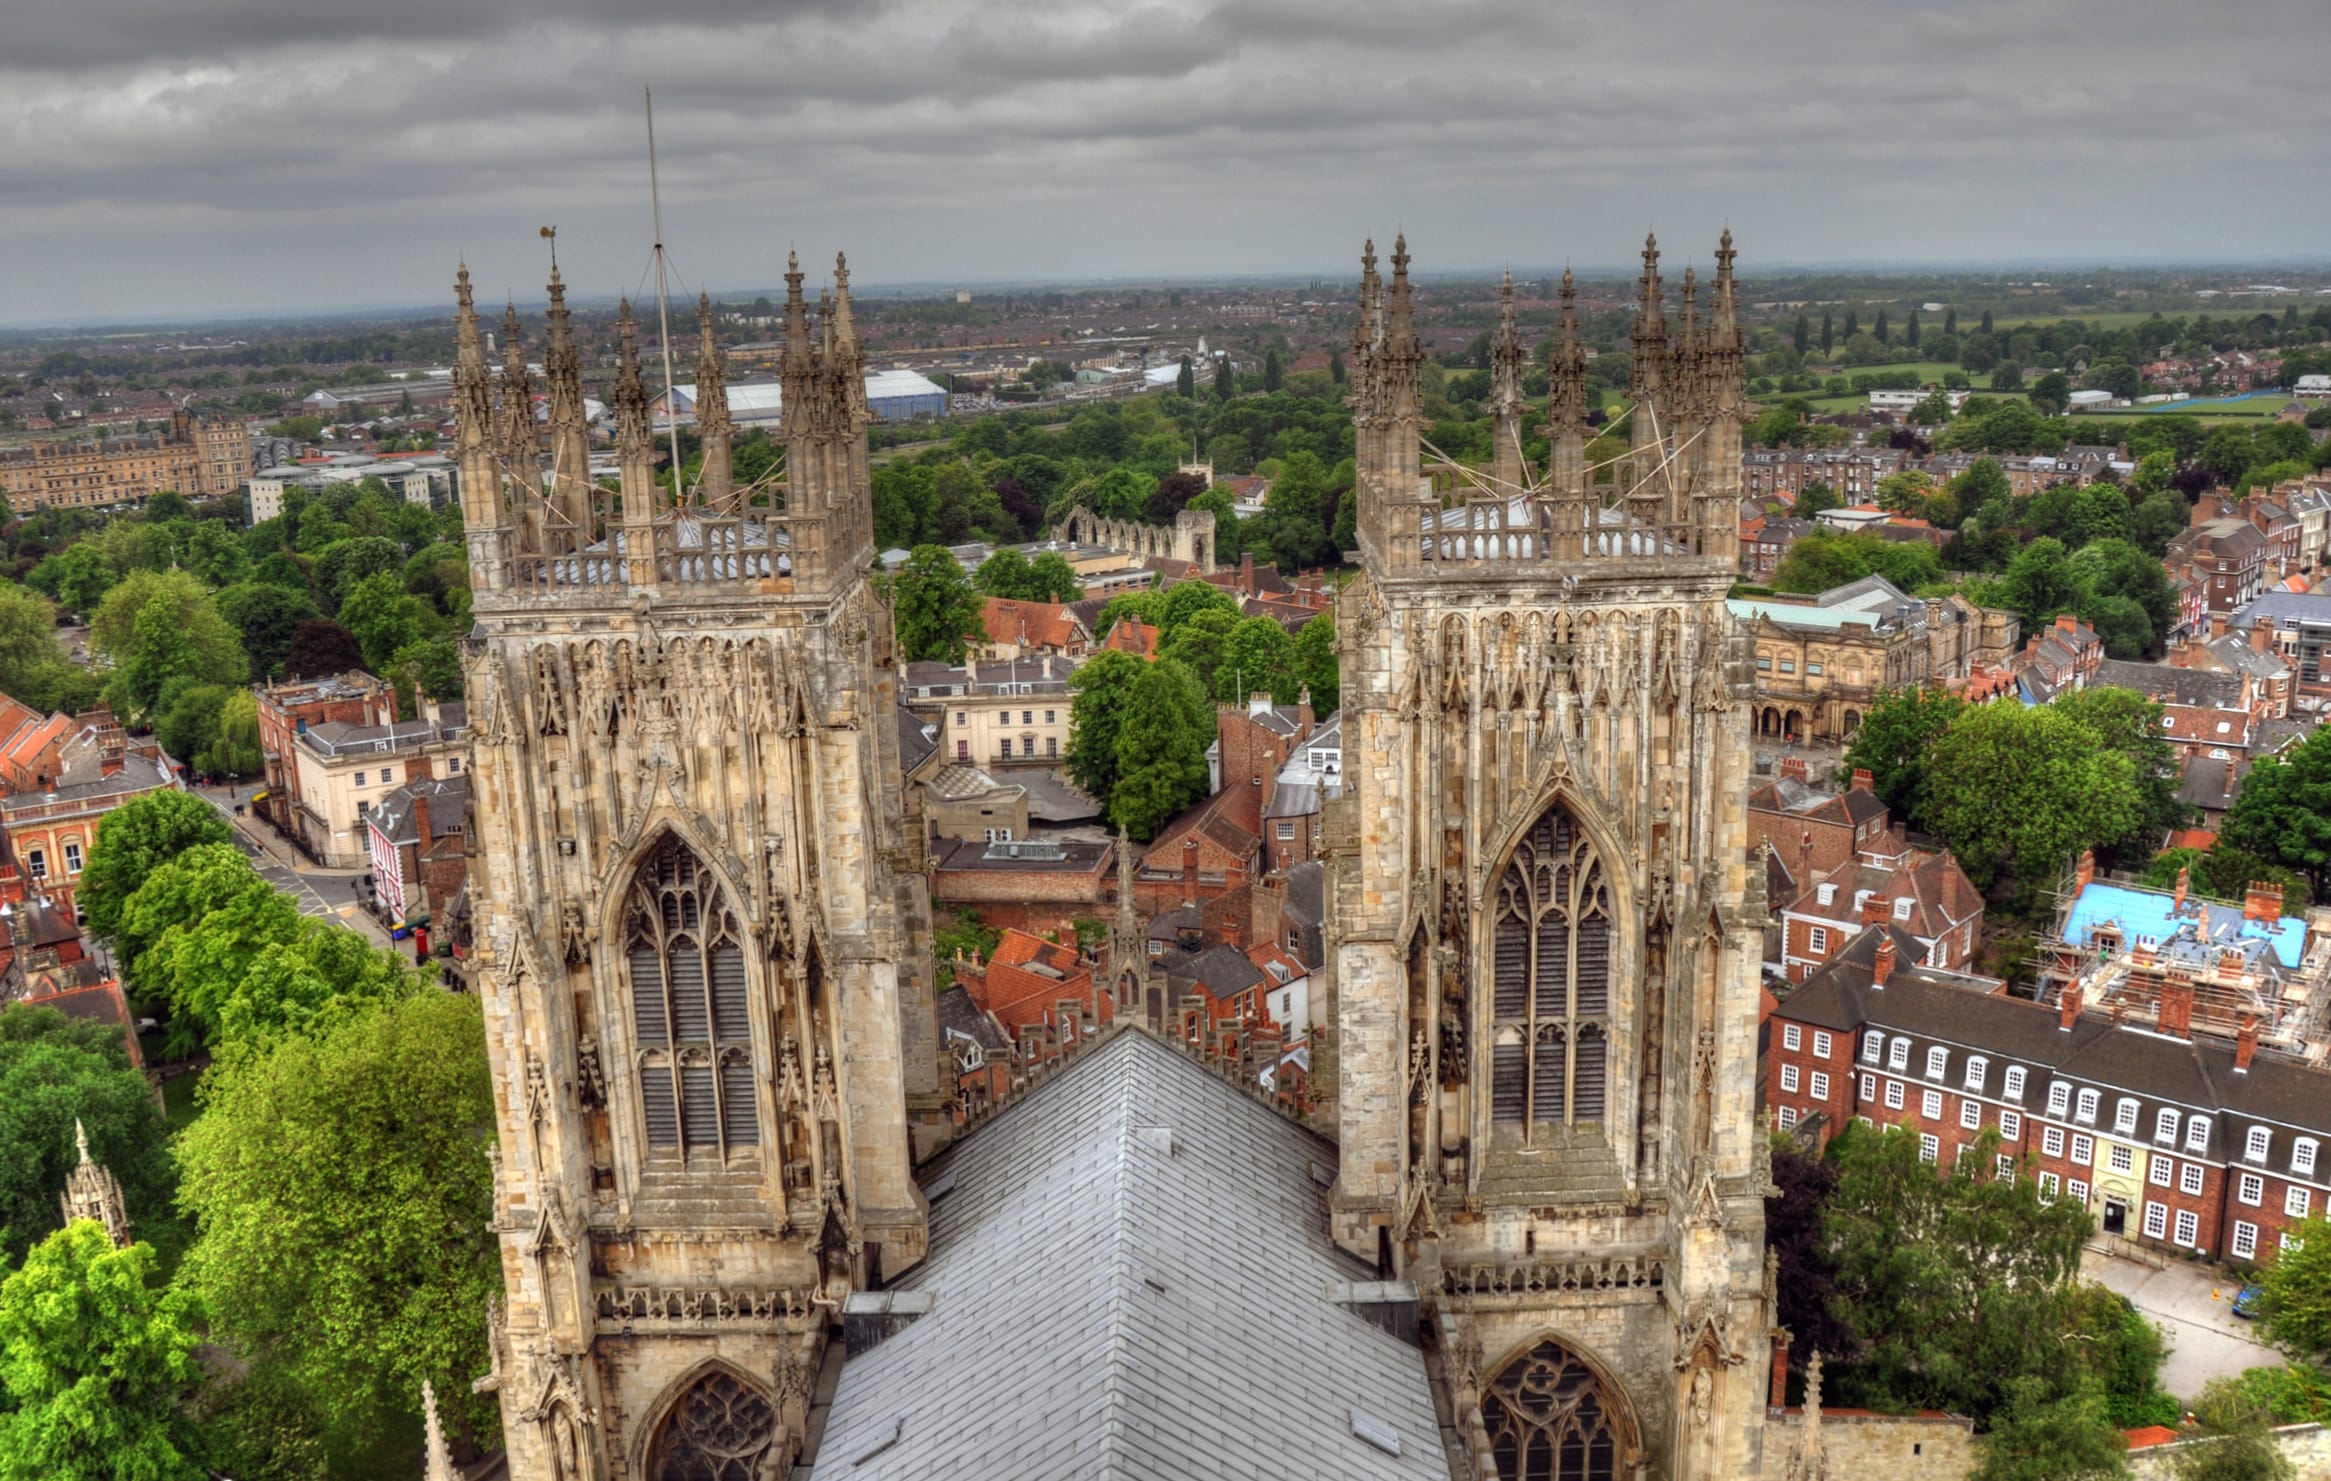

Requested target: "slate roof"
[
  {"left": 812, "top": 1029, "right": 1445, "bottom": 1481},
  {"left": 2094, "top": 660, "right": 2242, "bottom": 711},
  {"left": 896, "top": 704, "right": 938, "bottom": 775}
]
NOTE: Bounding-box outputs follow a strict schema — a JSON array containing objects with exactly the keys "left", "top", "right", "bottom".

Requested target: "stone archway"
[{"left": 1481, "top": 1336, "right": 1635, "bottom": 1481}]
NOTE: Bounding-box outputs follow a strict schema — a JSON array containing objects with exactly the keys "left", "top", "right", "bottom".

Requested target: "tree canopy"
[
  {"left": 0, "top": 1221, "right": 206, "bottom": 1481},
  {"left": 79, "top": 788, "right": 235, "bottom": 942},
  {"left": 0, "top": 1005, "right": 178, "bottom": 1264},
  {"left": 890, "top": 545, "right": 984, "bottom": 664},
  {"left": 2222, "top": 726, "right": 2331, "bottom": 900}
]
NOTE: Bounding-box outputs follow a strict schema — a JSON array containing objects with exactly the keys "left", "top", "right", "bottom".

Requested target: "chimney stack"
[
  {"left": 2251, "top": 621, "right": 2274, "bottom": 655},
  {"left": 1849, "top": 767, "right": 1873, "bottom": 793},
  {"left": 2245, "top": 880, "right": 2285, "bottom": 923},
  {"left": 1769, "top": 1332, "right": 1792, "bottom": 1410},
  {"left": 2236, "top": 1014, "right": 2260, "bottom": 1072},
  {"left": 1872, "top": 933, "right": 1897, "bottom": 987},
  {"left": 2172, "top": 865, "right": 2190, "bottom": 915},
  {"left": 2059, "top": 980, "right": 2082, "bottom": 1031},
  {"left": 2073, "top": 850, "right": 2097, "bottom": 894},
  {"left": 2157, "top": 971, "right": 2195, "bottom": 1040},
  {"left": 1861, "top": 893, "right": 1891, "bottom": 926},
  {"left": 1779, "top": 756, "right": 1808, "bottom": 784}
]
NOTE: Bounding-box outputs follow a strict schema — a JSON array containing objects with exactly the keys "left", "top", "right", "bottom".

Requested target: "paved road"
[
  {"left": 2083, "top": 1247, "right": 2283, "bottom": 1401},
  {"left": 192, "top": 786, "right": 397, "bottom": 950}
]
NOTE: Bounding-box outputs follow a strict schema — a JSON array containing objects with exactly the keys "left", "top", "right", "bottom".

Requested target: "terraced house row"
[{"left": 1768, "top": 927, "right": 2331, "bottom": 1267}]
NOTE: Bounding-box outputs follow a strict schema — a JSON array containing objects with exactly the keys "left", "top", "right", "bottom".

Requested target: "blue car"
[{"left": 2233, "top": 1284, "right": 2264, "bottom": 1319}]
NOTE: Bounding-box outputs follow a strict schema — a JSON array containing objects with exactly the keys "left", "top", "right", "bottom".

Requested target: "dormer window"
[
  {"left": 1964, "top": 1056, "right": 1988, "bottom": 1093},
  {"left": 1925, "top": 1046, "right": 1948, "bottom": 1081},
  {"left": 2075, "top": 1088, "right": 2099, "bottom": 1124},
  {"left": 2114, "top": 1098, "right": 2139, "bottom": 1135}
]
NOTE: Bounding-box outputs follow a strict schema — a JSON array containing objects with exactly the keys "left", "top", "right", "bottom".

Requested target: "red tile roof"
[{"left": 980, "top": 598, "right": 1086, "bottom": 653}]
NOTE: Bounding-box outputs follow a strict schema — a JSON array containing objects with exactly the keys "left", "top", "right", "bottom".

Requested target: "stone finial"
[
  {"left": 59, "top": 1117, "right": 131, "bottom": 1248},
  {"left": 422, "top": 1378, "right": 460, "bottom": 1481}
]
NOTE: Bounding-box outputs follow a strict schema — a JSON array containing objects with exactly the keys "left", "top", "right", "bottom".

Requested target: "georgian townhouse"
[
  {"left": 1768, "top": 927, "right": 2331, "bottom": 1267},
  {"left": 1778, "top": 845, "right": 1984, "bottom": 983}
]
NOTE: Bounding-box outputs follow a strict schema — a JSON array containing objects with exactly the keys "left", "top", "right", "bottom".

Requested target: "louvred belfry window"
[
  {"left": 626, "top": 837, "right": 758, "bottom": 1157},
  {"left": 1491, "top": 802, "right": 1611, "bottom": 1134}
]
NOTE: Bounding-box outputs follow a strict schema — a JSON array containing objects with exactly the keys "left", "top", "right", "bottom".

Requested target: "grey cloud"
[{"left": 0, "top": 0, "right": 2322, "bottom": 321}]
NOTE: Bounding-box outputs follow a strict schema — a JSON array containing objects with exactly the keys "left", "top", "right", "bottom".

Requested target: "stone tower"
[
  {"left": 1325, "top": 235, "right": 1771, "bottom": 1479},
  {"left": 458, "top": 252, "right": 946, "bottom": 1481}
]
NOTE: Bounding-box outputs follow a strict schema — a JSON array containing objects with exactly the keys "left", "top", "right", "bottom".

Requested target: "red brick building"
[
  {"left": 252, "top": 671, "right": 396, "bottom": 836},
  {"left": 929, "top": 835, "right": 1115, "bottom": 937},
  {"left": 1745, "top": 761, "right": 1890, "bottom": 887},
  {"left": 1768, "top": 926, "right": 2331, "bottom": 1266}
]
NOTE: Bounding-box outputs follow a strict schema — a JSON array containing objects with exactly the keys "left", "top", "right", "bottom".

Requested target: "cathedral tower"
[
  {"left": 1325, "top": 236, "right": 1769, "bottom": 1479},
  {"left": 458, "top": 253, "right": 945, "bottom": 1481}
]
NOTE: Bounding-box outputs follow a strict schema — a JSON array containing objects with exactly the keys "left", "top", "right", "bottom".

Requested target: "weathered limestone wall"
[
  {"left": 2126, "top": 1422, "right": 2331, "bottom": 1478},
  {"left": 1769, "top": 1410, "right": 1978, "bottom": 1478}
]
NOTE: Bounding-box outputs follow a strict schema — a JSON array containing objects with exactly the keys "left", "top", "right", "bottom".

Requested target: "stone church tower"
[
  {"left": 1324, "top": 235, "right": 1774, "bottom": 1479},
  {"left": 456, "top": 253, "right": 946, "bottom": 1480}
]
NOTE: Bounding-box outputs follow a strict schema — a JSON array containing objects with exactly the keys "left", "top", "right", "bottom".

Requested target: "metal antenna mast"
[{"left": 645, "top": 87, "right": 686, "bottom": 503}]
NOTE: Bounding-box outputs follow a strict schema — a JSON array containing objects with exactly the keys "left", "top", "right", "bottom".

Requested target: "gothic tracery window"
[
  {"left": 1483, "top": 1340, "right": 1622, "bottom": 1481},
  {"left": 1491, "top": 803, "right": 1611, "bottom": 1134},
  {"left": 626, "top": 837, "right": 757, "bottom": 1157},
  {"left": 649, "top": 1370, "right": 777, "bottom": 1481}
]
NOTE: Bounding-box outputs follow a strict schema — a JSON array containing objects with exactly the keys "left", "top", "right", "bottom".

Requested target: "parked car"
[{"left": 2233, "top": 1284, "right": 2264, "bottom": 1319}]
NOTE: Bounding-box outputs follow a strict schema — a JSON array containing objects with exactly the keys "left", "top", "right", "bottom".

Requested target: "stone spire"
[
  {"left": 1786, "top": 1350, "right": 1829, "bottom": 1481},
  {"left": 1629, "top": 231, "right": 1668, "bottom": 406},
  {"left": 498, "top": 303, "right": 539, "bottom": 480},
  {"left": 452, "top": 266, "right": 494, "bottom": 458},
  {"left": 1545, "top": 268, "right": 1592, "bottom": 528},
  {"left": 59, "top": 1118, "right": 130, "bottom": 1248},
  {"left": 1381, "top": 233, "right": 1422, "bottom": 423},
  {"left": 612, "top": 299, "right": 659, "bottom": 586},
  {"left": 542, "top": 265, "right": 592, "bottom": 529},
  {"left": 1698, "top": 230, "right": 1749, "bottom": 558},
  {"left": 1109, "top": 826, "right": 1144, "bottom": 1021},
  {"left": 421, "top": 1378, "right": 460, "bottom": 1481},
  {"left": 692, "top": 293, "right": 733, "bottom": 509},
  {"left": 1707, "top": 228, "right": 1747, "bottom": 424},
  {"left": 451, "top": 267, "right": 508, "bottom": 590},
  {"left": 1490, "top": 270, "right": 1526, "bottom": 495}
]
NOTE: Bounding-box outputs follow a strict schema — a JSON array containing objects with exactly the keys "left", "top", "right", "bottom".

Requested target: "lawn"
[{"left": 2073, "top": 391, "right": 2298, "bottom": 422}]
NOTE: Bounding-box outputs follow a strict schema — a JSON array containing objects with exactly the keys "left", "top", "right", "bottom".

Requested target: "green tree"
[
  {"left": 2054, "top": 687, "right": 2187, "bottom": 868},
  {"left": 177, "top": 992, "right": 496, "bottom": 1461},
  {"left": 2000, "top": 536, "right": 2082, "bottom": 629},
  {"left": 1794, "top": 480, "right": 1841, "bottom": 517},
  {"left": 1824, "top": 1123, "right": 2102, "bottom": 1421},
  {"left": 1262, "top": 348, "right": 1284, "bottom": 392},
  {"left": 1294, "top": 612, "right": 1339, "bottom": 715},
  {"left": 890, "top": 545, "right": 984, "bottom": 664},
  {"left": 2222, "top": 728, "right": 2331, "bottom": 899},
  {"left": 0, "top": 1221, "right": 206, "bottom": 1481},
  {"left": 1820, "top": 311, "right": 1834, "bottom": 358},
  {"left": 181, "top": 519, "right": 251, "bottom": 588},
  {"left": 1176, "top": 357, "right": 1195, "bottom": 398},
  {"left": 1217, "top": 615, "right": 1300, "bottom": 704},
  {"left": 0, "top": 1005, "right": 178, "bottom": 1263},
  {"left": 0, "top": 583, "right": 81, "bottom": 715},
  {"left": 1213, "top": 354, "right": 1234, "bottom": 402},
  {"left": 37, "top": 544, "right": 115, "bottom": 617},
  {"left": 974, "top": 547, "right": 1041, "bottom": 600},
  {"left": 2170, "top": 1378, "right": 2297, "bottom": 1481},
  {"left": 1159, "top": 606, "right": 1240, "bottom": 696},
  {"left": 281, "top": 618, "right": 365, "bottom": 679},
  {"left": 312, "top": 535, "right": 405, "bottom": 617},
  {"left": 88, "top": 569, "right": 246, "bottom": 722},
  {"left": 2029, "top": 370, "right": 2073, "bottom": 416},
  {"left": 1924, "top": 701, "right": 2141, "bottom": 901},
  {"left": 1109, "top": 659, "right": 1214, "bottom": 839},
  {"left": 1249, "top": 451, "right": 1337, "bottom": 570},
  {"left": 2257, "top": 1212, "right": 2331, "bottom": 1364},
  {"left": 1874, "top": 309, "right": 1890, "bottom": 345},
  {"left": 1970, "top": 1377, "right": 2129, "bottom": 1481},
  {"left": 155, "top": 682, "right": 233, "bottom": 771},
  {"left": 1156, "top": 578, "right": 1243, "bottom": 643},
  {"left": 79, "top": 787, "right": 234, "bottom": 942},
  {"left": 335, "top": 571, "right": 436, "bottom": 675},
  {"left": 1793, "top": 315, "right": 1811, "bottom": 354},
  {"left": 1065, "top": 648, "right": 1145, "bottom": 805},
  {"left": 201, "top": 690, "right": 264, "bottom": 779},
  {"left": 1841, "top": 687, "right": 1964, "bottom": 826},
  {"left": 216, "top": 581, "right": 320, "bottom": 681},
  {"left": 1028, "top": 551, "right": 1084, "bottom": 602}
]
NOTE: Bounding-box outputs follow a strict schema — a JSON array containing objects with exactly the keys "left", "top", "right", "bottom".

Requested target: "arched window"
[
  {"left": 625, "top": 837, "right": 757, "bottom": 1157},
  {"left": 1482, "top": 1339, "right": 1623, "bottom": 1481},
  {"left": 648, "top": 1370, "right": 776, "bottom": 1480},
  {"left": 1491, "top": 803, "right": 1611, "bottom": 1134}
]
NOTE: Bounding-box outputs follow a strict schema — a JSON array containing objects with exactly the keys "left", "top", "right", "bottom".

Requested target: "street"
[
  {"left": 191, "top": 785, "right": 398, "bottom": 951},
  {"left": 2082, "top": 1247, "right": 2285, "bottom": 1401}
]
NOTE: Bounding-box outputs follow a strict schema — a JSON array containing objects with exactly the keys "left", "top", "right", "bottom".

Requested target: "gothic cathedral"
[
  {"left": 1323, "top": 235, "right": 1775, "bottom": 1479},
  {"left": 456, "top": 254, "right": 947, "bottom": 1480}
]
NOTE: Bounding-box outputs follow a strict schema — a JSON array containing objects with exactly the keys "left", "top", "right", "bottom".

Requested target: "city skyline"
[{"left": 2, "top": 0, "right": 2325, "bottom": 322}]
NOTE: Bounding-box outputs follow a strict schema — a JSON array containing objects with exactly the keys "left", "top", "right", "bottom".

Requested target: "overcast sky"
[{"left": 3, "top": 0, "right": 2323, "bottom": 325}]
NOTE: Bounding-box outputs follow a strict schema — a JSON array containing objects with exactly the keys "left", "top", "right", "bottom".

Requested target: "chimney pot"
[
  {"left": 1872, "top": 933, "right": 1897, "bottom": 987},
  {"left": 2172, "top": 865, "right": 2190, "bottom": 915},
  {"left": 2236, "top": 1014, "right": 2261, "bottom": 1072},
  {"left": 1849, "top": 768, "right": 1873, "bottom": 793}
]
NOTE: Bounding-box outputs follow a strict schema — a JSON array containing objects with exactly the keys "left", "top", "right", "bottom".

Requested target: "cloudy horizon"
[{"left": 4, "top": 0, "right": 2324, "bottom": 325}]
